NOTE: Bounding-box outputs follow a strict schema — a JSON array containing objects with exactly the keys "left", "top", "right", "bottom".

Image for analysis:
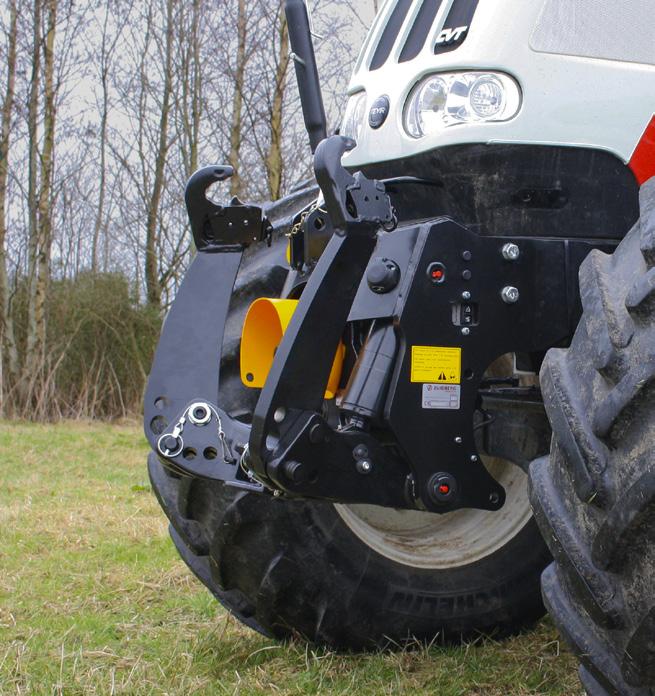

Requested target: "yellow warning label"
[{"left": 411, "top": 346, "right": 461, "bottom": 384}]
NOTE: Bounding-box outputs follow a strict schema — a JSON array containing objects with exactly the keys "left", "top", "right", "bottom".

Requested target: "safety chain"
[{"left": 286, "top": 201, "right": 326, "bottom": 238}]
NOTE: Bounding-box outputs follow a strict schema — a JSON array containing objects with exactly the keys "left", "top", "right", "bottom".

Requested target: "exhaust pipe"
[{"left": 285, "top": 0, "right": 328, "bottom": 152}]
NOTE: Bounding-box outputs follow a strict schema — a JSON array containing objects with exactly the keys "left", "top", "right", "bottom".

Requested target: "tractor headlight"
[
  {"left": 341, "top": 91, "right": 367, "bottom": 143},
  {"left": 404, "top": 72, "right": 521, "bottom": 138}
]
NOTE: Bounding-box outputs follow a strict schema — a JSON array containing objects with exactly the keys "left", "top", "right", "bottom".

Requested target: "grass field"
[{"left": 0, "top": 422, "right": 581, "bottom": 695}]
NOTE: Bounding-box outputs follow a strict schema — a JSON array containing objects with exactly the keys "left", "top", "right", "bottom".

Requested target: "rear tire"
[
  {"left": 529, "top": 178, "right": 655, "bottom": 695},
  {"left": 149, "top": 230, "right": 550, "bottom": 649}
]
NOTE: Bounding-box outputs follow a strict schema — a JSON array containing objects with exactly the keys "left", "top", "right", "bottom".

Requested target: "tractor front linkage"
[{"left": 143, "top": 134, "right": 606, "bottom": 515}]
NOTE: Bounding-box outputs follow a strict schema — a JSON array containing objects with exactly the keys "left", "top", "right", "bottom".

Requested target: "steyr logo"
[
  {"left": 435, "top": 25, "right": 468, "bottom": 46},
  {"left": 369, "top": 95, "right": 390, "bottom": 129}
]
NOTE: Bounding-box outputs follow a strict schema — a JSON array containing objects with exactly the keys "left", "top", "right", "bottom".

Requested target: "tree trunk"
[
  {"left": 178, "top": 0, "right": 202, "bottom": 179},
  {"left": 23, "top": 0, "right": 57, "bottom": 406},
  {"left": 265, "top": 6, "right": 289, "bottom": 201},
  {"left": 92, "top": 6, "right": 111, "bottom": 274},
  {"left": 189, "top": 0, "right": 201, "bottom": 176},
  {"left": 228, "top": 0, "right": 247, "bottom": 199},
  {"left": 0, "top": 0, "right": 19, "bottom": 398},
  {"left": 25, "top": 0, "right": 43, "bottom": 386},
  {"left": 144, "top": 0, "right": 175, "bottom": 309}
]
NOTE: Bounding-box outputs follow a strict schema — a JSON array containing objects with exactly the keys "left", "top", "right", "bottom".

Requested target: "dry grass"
[{"left": 0, "top": 422, "right": 582, "bottom": 695}]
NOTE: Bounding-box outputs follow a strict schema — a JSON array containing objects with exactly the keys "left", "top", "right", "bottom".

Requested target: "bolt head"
[
  {"left": 454, "top": 436, "right": 463, "bottom": 444},
  {"left": 470, "top": 454, "right": 479, "bottom": 463},
  {"left": 309, "top": 423, "right": 326, "bottom": 444},
  {"left": 367, "top": 257, "right": 401, "bottom": 294},
  {"left": 502, "top": 243, "right": 520, "bottom": 261},
  {"left": 461, "top": 291, "right": 471, "bottom": 301},
  {"left": 501, "top": 286, "right": 520, "bottom": 304},
  {"left": 273, "top": 407, "right": 286, "bottom": 423},
  {"left": 353, "top": 444, "right": 369, "bottom": 460},
  {"left": 356, "top": 459, "right": 373, "bottom": 474},
  {"left": 283, "top": 460, "right": 310, "bottom": 484},
  {"left": 461, "top": 327, "right": 471, "bottom": 336}
]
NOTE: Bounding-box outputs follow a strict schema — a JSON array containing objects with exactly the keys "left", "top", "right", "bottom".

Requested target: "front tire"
[{"left": 529, "top": 178, "right": 655, "bottom": 695}]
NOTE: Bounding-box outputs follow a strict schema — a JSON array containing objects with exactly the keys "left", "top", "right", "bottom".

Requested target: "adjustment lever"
[{"left": 185, "top": 166, "right": 272, "bottom": 251}]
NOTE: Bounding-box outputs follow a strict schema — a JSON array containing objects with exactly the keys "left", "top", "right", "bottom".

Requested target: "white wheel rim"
[{"left": 335, "top": 456, "right": 532, "bottom": 569}]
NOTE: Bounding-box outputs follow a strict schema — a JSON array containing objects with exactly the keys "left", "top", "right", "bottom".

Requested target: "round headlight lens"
[
  {"left": 403, "top": 71, "right": 521, "bottom": 138},
  {"left": 341, "top": 92, "right": 367, "bottom": 143},
  {"left": 469, "top": 76, "right": 505, "bottom": 118},
  {"left": 406, "top": 77, "right": 448, "bottom": 138}
]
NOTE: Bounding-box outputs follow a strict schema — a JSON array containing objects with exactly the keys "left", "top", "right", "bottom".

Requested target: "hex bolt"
[
  {"left": 461, "top": 291, "right": 471, "bottom": 301},
  {"left": 461, "top": 327, "right": 471, "bottom": 336},
  {"left": 356, "top": 459, "right": 373, "bottom": 474},
  {"left": 462, "top": 250, "right": 472, "bottom": 261},
  {"left": 502, "top": 243, "right": 520, "bottom": 261},
  {"left": 501, "top": 286, "right": 520, "bottom": 304},
  {"left": 454, "top": 436, "right": 463, "bottom": 444},
  {"left": 353, "top": 444, "right": 369, "bottom": 460},
  {"left": 273, "top": 407, "right": 286, "bottom": 423},
  {"left": 470, "top": 454, "right": 479, "bottom": 463}
]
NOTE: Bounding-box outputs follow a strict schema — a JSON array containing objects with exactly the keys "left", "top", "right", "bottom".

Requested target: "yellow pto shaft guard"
[{"left": 240, "top": 298, "right": 345, "bottom": 399}]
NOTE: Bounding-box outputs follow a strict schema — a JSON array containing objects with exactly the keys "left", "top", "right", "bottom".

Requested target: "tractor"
[{"left": 144, "top": 2, "right": 655, "bottom": 694}]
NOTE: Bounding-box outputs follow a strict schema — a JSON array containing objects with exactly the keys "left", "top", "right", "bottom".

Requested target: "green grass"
[{"left": 0, "top": 422, "right": 581, "bottom": 695}]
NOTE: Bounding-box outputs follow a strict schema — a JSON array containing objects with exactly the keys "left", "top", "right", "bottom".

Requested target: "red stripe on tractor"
[{"left": 629, "top": 116, "right": 655, "bottom": 185}]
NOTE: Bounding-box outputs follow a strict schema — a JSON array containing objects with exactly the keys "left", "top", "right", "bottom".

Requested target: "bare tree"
[
  {"left": 265, "top": 2, "right": 289, "bottom": 200},
  {"left": 0, "top": 0, "right": 367, "bottom": 419},
  {"left": 22, "top": 0, "right": 57, "bottom": 402},
  {"left": 177, "top": 0, "right": 203, "bottom": 179},
  {"left": 92, "top": 2, "right": 128, "bottom": 273},
  {"left": 0, "top": 0, "right": 19, "bottom": 400},
  {"left": 227, "top": 0, "right": 248, "bottom": 198},
  {"left": 144, "top": 0, "right": 175, "bottom": 308},
  {"left": 24, "top": 0, "right": 44, "bottom": 392}
]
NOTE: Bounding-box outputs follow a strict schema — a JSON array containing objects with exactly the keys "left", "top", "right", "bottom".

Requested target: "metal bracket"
[
  {"left": 314, "top": 136, "right": 394, "bottom": 232},
  {"left": 247, "top": 136, "right": 394, "bottom": 481},
  {"left": 185, "top": 166, "right": 272, "bottom": 251},
  {"left": 154, "top": 400, "right": 262, "bottom": 492}
]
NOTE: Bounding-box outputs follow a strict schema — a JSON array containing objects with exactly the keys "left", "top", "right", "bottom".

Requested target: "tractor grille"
[
  {"left": 369, "top": 0, "right": 480, "bottom": 71},
  {"left": 369, "top": 0, "right": 413, "bottom": 70},
  {"left": 399, "top": 0, "right": 444, "bottom": 63}
]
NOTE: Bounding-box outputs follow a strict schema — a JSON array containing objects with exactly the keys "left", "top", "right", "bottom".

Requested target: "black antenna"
[{"left": 285, "top": 0, "right": 328, "bottom": 153}]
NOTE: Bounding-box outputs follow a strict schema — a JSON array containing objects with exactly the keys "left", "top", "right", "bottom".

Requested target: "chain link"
[{"left": 286, "top": 201, "right": 326, "bottom": 238}]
